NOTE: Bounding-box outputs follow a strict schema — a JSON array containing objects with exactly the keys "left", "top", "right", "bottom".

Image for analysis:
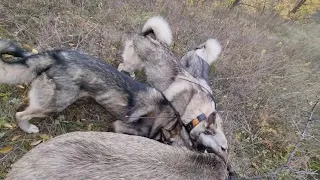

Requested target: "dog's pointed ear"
[{"left": 206, "top": 112, "right": 216, "bottom": 128}]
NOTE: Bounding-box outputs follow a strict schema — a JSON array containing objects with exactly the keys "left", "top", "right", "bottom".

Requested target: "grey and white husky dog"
[
  {"left": 118, "top": 16, "right": 228, "bottom": 158},
  {"left": 0, "top": 40, "right": 171, "bottom": 135},
  {"left": 0, "top": 39, "right": 228, "bottom": 162}
]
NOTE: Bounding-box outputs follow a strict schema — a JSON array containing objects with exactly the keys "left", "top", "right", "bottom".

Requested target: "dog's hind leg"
[
  {"left": 16, "top": 75, "right": 56, "bottom": 133},
  {"left": 16, "top": 107, "right": 47, "bottom": 133},
  {"left": 16, "top": 74, "right": 81, "bottom": 133}
]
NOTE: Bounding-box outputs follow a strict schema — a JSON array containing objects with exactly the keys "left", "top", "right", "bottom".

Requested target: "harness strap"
[{"left": 158, "top": 91, "right": 180, "bottom": 119}]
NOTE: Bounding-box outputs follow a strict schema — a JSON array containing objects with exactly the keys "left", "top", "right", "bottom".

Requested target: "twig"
[
  {"left": 245, "top": 99, "right": 320, "bottom": 179},
  {"left": 281, "top": 100, "right": 319, "bottom": 170}
]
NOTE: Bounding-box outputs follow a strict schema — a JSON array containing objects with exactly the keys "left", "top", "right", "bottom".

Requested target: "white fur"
[
  {"left": 15, "top": 74, "right": 56, "bottom": 133},
  {"left": 199, "top": 131, "right": 227, "bottom": 155},
  {"left": 118, "top": 39, "right": 144, "bottom": 78},
  {"left": 163, "top": 80, "right": 191, "bottom": 102},
  {"left": 0, "top": 60, "right": 36, "bottom": 84},
  {"left": 195, "top": 38, "right": 221, "bottom": 65},
  {"left": 198, "top": 78, "right": 213, "bottom": 94},
  {"left": 142, "top": 16, "right": 173, "bottom": 46}
]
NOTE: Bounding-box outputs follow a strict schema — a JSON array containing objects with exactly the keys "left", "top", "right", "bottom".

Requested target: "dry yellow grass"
[{"left": 0, "top": 0, "right": 319, "bottom": 179}]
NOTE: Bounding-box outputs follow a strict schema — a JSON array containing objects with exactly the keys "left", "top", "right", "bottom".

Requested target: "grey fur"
[
  {"left": 6, "top": 132, "right": 228, "bottom": 180},
  {"left": 119, "top": 16, "right": 228, "bottom": 162},
  {"left": 180, "top": 38, "right": 222, "bottom": 84},
  {"left": 0, "top": 40, "right": 227, "bottom": 159},
  {"left": 180, "top": 49, "right": 210, "bottom": 83},
  {"left": 0, "top": 39, "right": 177, "bottom": 139}
]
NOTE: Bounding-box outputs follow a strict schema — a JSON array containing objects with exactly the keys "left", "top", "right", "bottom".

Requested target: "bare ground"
[{"left": 0, "top": 0, "right": 319, "bottom": 179}]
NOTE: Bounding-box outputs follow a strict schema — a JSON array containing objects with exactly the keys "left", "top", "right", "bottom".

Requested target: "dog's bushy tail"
[
  {"left": 142, "top": 16, "right": 173, "bottom": 46},
  {"left": 0, "top": 39, "right": 37, "bottom": 84},
  {"left": 0, "top": 40, "right": 30, "bottom": 58},
  {"left": 196, "top": 38, "right": 222, "bottom": 65}
]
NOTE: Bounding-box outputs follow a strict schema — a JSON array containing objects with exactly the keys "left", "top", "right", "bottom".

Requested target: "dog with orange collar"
[{"left": 118, "top": 16, "right": 229, "bottom": 165}]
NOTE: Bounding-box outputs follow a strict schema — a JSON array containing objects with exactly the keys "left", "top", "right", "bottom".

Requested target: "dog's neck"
[{"left": 156, "top": 116, "right": 197, "bottom": 152}]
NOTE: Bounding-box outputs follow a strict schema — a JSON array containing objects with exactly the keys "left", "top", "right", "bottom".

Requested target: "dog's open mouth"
[
  {"left": 197, "top": 144, "right": 228, "bottom": 165},
  {"left": 197, "top": 144, "right": 214, "bottom": 154}
]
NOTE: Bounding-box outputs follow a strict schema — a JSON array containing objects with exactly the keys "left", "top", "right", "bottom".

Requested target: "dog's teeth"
[{"left": 204, "top": 150, "right": 208, "bottom": 153}]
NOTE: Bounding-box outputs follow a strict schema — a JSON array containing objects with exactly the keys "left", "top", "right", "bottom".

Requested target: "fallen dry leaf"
[
  {"left": 11, "top": 135, "right": 22, "bottom": 141},
  {"left": 304, "top": 62, "right": 311, "bottom": 66},
  {"left": 3, "top": 123, "right": 13, "bottom": 129},
  {"left": 87, "top": 123, "right": 93, "bottom": 131},
  {"left": 30, "top": 140, "right": 42, "bottom": 146},
  {"left": 3, "top": 54, "right": 13, "bottom": 58},
  {"left": 0, "top": 146, "right": 13, "bottom": 154},
  {"left": 11, "top": 123, "right": 17, "bottom": 128},
  {"left": 39, "top": 134, "right": 50, "bottom": 141},
  {"left": 32, "top": 49, "right": 38, "bottom": 54},
  {"left": 21, "top": 43, "right": 32, "bottom": 50},
  {"left": 251, "top": 162, "right": 259, "bottom": 169},
  {"left": 16, "top": 85, "right": 25, "bottom": 89}
]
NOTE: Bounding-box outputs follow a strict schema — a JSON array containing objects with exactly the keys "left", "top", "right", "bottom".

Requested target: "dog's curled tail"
[
  {"left": 0, "top": 39, "right": 37, "bottom": 85},
  {"left": 196, "top": 38, "right": 222, "bottom": 65},
  {"left": 142, "top": 16, "right": 173, "bottom": 46}
]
